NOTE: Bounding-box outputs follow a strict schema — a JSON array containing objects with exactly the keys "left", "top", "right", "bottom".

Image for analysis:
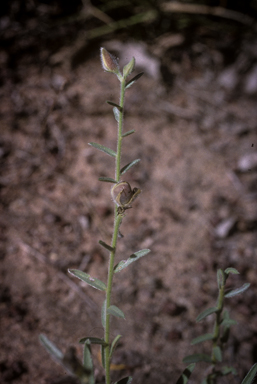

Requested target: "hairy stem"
[{"left": 104, "top": 77, "right": 126, "bottom": 384}]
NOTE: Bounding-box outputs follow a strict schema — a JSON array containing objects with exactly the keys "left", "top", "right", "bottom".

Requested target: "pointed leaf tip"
[
  {"left": 68, "top": 269, "right": 107, "bottom": 291},
  {"left": 107, "top": 305, "right": 125, "bottom": 319}
]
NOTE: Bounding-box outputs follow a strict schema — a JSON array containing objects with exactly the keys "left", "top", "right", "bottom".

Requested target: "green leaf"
[
  {"left": 213, "top": 346, "right": 222, "bottom": 362},
  {"left": 79, "top": 337, "right": 108, "bottom": 346},
  {"left": 120, "top": 159, "right": 140, "bottom": 175},
  {"left": 221, "top": 366, "right": 237, "bottom": 376},
  {"left": 114, "top": 377, "right": 133, "bottom": 384},
  {"left": 183, "top": 354, "right": 212, "bottom": 364},
  {"left": 110, "top": 335, "right": 122, "bottom": 359},
  {"left": 122, "top": 129, "right": 135, "bottom": 138},
  {"left": 225, "top": 283, "right": 250, "bottom": 298},
  {"left": 107, "top": 305, "right": 125, "bottom": 319},
  {"left": 123, "top": 57, "right": 135, "bottom": 78},
  {"left": 191, "top": 333, "right": 213, "bottom": 345},
  {"left": 221, "top": 318, "right": 237, "bottom": 327},
  {"left": 196, "top": 307, "right": 217, "bottom": 322},
  {"left": 125, "top": 72, "right": 144, "bottom": 89},
  {"left": 39, "top": 334, "right": 63, "bottom": 361},
  {"left": 106, "top": 100, "right": 122, "bottom": 112},
  {"left": 241, "top": 363, "right": 257, "bottom": 384},
  {"left": 88, "top": 142, "right": 116, "bottom": 158},
  {"left": 83, "top": 343, "right": 95, "bottom": 384},
  {"left": 224, "top": 267, "right": 240, "bottom": 275},
  {"left": 68, "top": 269, "right": 107, "bottom": 292},
  {"left": 99, "top": 240, "right": 115, "bottom": 252},
  {"left": 101, "top": 299, "right": 106, "bottom": 328},
  {"left": 113, "top": 107, "right": 120, "bottom": 122},
  {"left": 114, "top": 249, "right": 151, "bottom": 273},
  {"left": 176, "top": 363, "right": 195, "bottom": 384},
  {"left": 99, "top": 177, "right": 117, "bottom": 183}
]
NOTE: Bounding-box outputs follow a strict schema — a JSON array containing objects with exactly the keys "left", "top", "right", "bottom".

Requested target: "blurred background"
[{"left": 1, "top": 1, "right": 257, "bottom": 383}]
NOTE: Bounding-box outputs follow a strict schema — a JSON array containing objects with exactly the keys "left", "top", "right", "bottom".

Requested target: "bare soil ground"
[{"left": 1, "top": 10, "right": 257, "bottom": 384}]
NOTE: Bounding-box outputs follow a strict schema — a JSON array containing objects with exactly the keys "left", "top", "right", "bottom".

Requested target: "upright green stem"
[{"left": 104, "top": 77, "right": 126, "bottom": 384}]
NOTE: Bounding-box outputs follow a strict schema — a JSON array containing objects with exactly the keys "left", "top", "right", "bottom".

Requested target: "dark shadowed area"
[{"left": 1, "top": 1, "right": 257, "bottom": 383}]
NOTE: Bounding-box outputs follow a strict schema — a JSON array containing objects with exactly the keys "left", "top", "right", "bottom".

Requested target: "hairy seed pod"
[{"left": 111, "top": 181, "right": 141, "bottom": 212}]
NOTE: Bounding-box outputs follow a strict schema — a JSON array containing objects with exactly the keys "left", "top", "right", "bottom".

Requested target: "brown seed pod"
[{"left": 111, "top": 181, "right": 141, "bottom": 214}]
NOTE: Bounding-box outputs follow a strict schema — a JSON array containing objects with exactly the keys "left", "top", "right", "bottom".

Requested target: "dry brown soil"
[{"left": 1, "top": 15, "right": 257, "bottom": 384}]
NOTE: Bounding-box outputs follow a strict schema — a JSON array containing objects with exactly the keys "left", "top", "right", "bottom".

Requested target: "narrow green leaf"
[
  {"left": 176, "top": 363, "right": 195, "bottom": 384},
  {"left": 125, "top": 72, "right": 144, "bottom": 89},
  {"left": 88, "top": 142, "right": 116, "bottom": 158},
  {"left": 225, "top": 283, "right": 250, "bottom": 298},
  {"left": 79, "top": 337, "right": 108, "bottom": 346},
  {"left": 107, "top": 305, "right": 125, "bottom": 319},
  {"left": 106, "top": 100, "right": 122, "bottom": 112},
  {"left": 83, "top": 343, "right": 95, "bottom": 384},
  {"left": 114, "top": 249, "right": 151, "bottom": 273},
  {"left": 113, "top": 107, "right": 120, "bottom": 122},
  {"left": 114, "top": 377, "right": 133, "bottom": 384},
  {"left": 122, "top": 129, "right": 135, "bottom": 138},
  {"left": 213, "top": 346, "right": 222, "bottom": 362},
  {"left": 120, "top": 159, "right": 140, "bottom": 175},
  {"left": 123, "top": 57, "right": 135, "bottom": 78},
  {"left": 221, "top": 366, "right": 237, "bottom": 376},
  {"left": 101, "top": 344, "right": 106, "bottom": 369},
  {"left": 196, "top": 307, "right": 217, "bottom": 322},
  {"left": 68, "top": 269, "right": 107, "bottom": 292},
  {"left": 221, "top": 318, "right": 237, "bottom": 327},
  {"left": 101, "top": 299, "right": 106, "bottom": 329},
  {"left": 191, "top": 333, "right": 213, "bottom": 345},
  {"left": 39, "top": 334, "right": 63, "bottom": 361},
  {"left": 225, "top": 267, "right": 240, "bottom": 275},
  {"left": 201, "top": 379, "right": 208, "bottom": 384},
  {"left": 99, "top": 240, "right": 115, "bottom": 252},
  {"left": 183, "top": 354, "right": 212, "bottom": 364},
  {"left": 99, "top": 177, "right": 117, "bottom": 183},
  {"left": 241, "top": 363, "right": 257, "bottom": 384},
  {"left": 110, "top": 335, "right": 122, "bottom": 359}
]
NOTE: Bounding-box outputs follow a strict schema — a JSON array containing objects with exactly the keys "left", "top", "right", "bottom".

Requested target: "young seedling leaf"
[
  {"left": 122, "top": 129, "right": 135, "bottom": 138},
  {"left": 106, "top": 100, "right": 122, "bottom": 112},
  {"left": 176, "top": 363, "right": 195, "bottom": 384},
  {"left": 114, "top": 377, "right": 133, "bottom": 384},
  {"left": 110, "top": 335, "right": 122, "bottom": 359},
  {"left": 79, "top": 337, "right": 108, "bottom": 346},
  {"left": 88, "top": 142, "right": 116, "bottom": 158},
  {"left": 101, "top": 299, "right": 106, "bottom": 328},
  {"left": 224, "top": 267, "right": 240, "bottom": 275},
  {"left": 113, "top": 107, "right": 120, "bottom": 122},
  {"left": 68, "top": 269, "right": 107, "bottom": 292},
  {"left": 183, "top": 354, "right": 212, "bottom": 364},
  {"left": 39, "top": 334, "right": 63, "bottom": 361},
  {"left": 221, "top": 366, "right": 237, "bottom": 376},
  {"left": 83, "top": 343, "right": 95, "bottom": 384},
  {"left": 225, "top": 283, "right": 250, "bottom": 298},
  {"left": 241, "top": 363, "right": 257, "bottom": 384},
  {"left": 107, "top": 305, "right": 125, "bottom": 319},
  {"left": 191, "top": 333, "right": 214, "bottom": 345},
  {"left": 196, "top": 307, "right": 217, "bottom": 322},
  {"left": 99, "top": 240, "right": 115, "bottom": 252},
  {"left": 213, "top": 346, "right": 222, "bottom": 362},
  {"left": 120, "top": 159, "right": 140, "bottom": 175},
  {"left": 114, "top": 249, "right": 151, "bottom": 273},
  {"left": 99, "top": 177, "right": 117, "bottom": 183},
  {"left": 125, "top": 72, "right": 144, "bottom": 89}
]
